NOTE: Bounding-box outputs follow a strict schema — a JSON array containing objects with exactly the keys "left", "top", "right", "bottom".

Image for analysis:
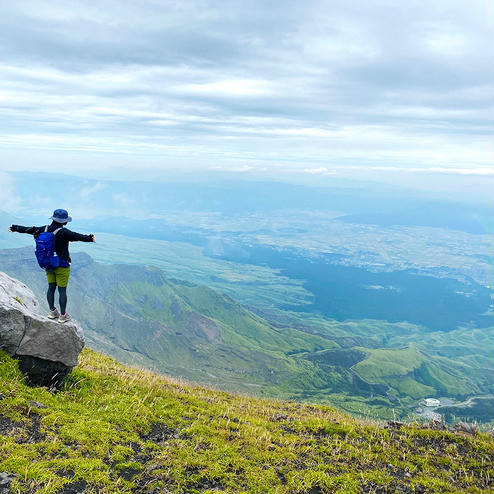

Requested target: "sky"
[{"left": 0, "top": 0, "right": 492, "bottom": 191}]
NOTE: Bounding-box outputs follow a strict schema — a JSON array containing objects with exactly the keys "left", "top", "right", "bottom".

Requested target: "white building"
[{"left": 424, "top": 398, "right": 440, "bottom": 407}]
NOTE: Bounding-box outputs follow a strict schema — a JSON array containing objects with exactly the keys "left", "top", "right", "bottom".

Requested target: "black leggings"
[{"left": 47, "top": 283, "right": 68, "bottom": 315}]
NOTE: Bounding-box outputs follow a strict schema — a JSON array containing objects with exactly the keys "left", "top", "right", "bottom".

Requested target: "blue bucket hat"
[{"left": 50, "top": 209, "right": 72, "bottom": 223}]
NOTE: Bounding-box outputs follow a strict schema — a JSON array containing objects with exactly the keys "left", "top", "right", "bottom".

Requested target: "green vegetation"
[
  {"left": 0, "top": 249, "right": 492, "bottom": 423},
  {"left": 440, "top": 397, "right": 494, "bottom": 425},
  {"left": 1, "top": 349, "right": 493, "bottom": 494},
  {"left": 353, "top": 345, "right": 425, "bottom": 381},
  {"left": 71, "top": 232, "right": 313, "bottom": 309},
  {"left": 350, "top": 344, "right": 486, "bottom": 399}
]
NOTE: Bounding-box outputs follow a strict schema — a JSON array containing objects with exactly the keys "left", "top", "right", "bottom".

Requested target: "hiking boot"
[
  {"left": 58, "top": 312, "right": 71, "bottom": 323},
  {"left": 47, "top": 308, "right": 59, "bottom": 319}
]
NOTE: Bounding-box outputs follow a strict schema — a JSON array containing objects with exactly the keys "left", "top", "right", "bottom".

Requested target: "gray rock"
[
  {"left": 28, "top": 400, "right": 48, "bottom": 409},
  {"left": 427, "top": 419, "right": 447, "bottom": 430},
  {"left": 0, "top": 271, "right": 40, "bottom": 355},
  {"left": 0, "top": 472, "right": 16, "bottom": 494},
  {"left": 386, "top": 420, "right": 404, "bottom": 429},
  {"left": 16, "top": 314, "right": 84, "bottom": 368},
  {"left": 0, "top": 271, "right": 85, "bottom": 387},
  {"left": 454, "top": 421, "right": 478, "bottom": 435}
]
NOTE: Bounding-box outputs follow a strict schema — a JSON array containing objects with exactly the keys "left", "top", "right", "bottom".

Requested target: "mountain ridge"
[{"left": 0, "top": 247, "right": 492, "bottom": 423}]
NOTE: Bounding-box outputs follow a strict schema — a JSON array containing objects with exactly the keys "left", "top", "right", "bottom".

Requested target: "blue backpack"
[{"left": 35, "top": 226, "right": 62, "bottom": 270}]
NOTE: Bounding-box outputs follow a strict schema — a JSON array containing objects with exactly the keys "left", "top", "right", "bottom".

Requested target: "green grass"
[
  {"left": 352, "top": 344, "right": 425, "bottom": 381},
  {"left": 1, "top": 349, "right": 493, "bottom": 494},
  {"left": 1, "top": 249, "right": 492, "bottom": 423}
]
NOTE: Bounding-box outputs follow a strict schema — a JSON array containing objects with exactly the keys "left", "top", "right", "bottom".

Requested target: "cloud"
[
  {"left": 112, "top": 193, "right": 137, "bottom": 208},
  {"left": 427, "top": 167, "right": 493, "bottom": 176},
  {"left": 0, "top": 171, "right": 20, "bottom": 211},
  {"left": 300, "top": 165, "right": 494, "bottom": 177},
  {"left": 79, "top": 182, "right": 107, "bottom": 198},
  {"left": 0, "top": 0, "right": 491, "bottom": 184},
  {"left": 302, "top": 167, "right": 337, "bottom": 176},
  {"left": 209, "top": 165, "right": 269, "bottom": 173},
  {"left": 181, "top": 79, "right": 276, "bottom": 97}
]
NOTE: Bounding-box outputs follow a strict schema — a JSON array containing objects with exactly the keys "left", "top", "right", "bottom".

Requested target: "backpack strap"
[
  {"left": 53, "top": 227, "right": 62, "bottom": 236},
  {"left": 44, "top": 226, "right": 48, "bottom": 232}
]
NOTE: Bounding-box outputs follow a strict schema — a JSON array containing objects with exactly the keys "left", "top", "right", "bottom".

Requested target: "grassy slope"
[
  {"left": 1, "top": 349, "right": 493, "bottom": 494},
  {"left": 0, "top": 249, "right": 492, "bottom": 423},
  {"left": 0, "top": 250, "right": 334, "bottom": 393}
]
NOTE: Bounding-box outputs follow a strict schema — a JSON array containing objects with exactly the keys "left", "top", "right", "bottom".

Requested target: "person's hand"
[
  {"left": 91, "top": 234, "right": 96, "bottom": 243},
  {"left": 7, "top": 226, "right": 12, "bottom": 232}
]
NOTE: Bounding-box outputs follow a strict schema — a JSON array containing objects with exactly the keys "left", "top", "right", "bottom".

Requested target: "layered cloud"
[
  {"left": 0, "top": 172, "right": 20, "bottom": 210},
  {"left": 0, "top": 0, "right": 492, "bottom": 179}
]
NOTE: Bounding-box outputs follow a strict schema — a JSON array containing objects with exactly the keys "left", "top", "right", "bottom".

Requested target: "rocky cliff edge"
[{"left": 0, "top": 271, "right": 84, "bottom": 387}]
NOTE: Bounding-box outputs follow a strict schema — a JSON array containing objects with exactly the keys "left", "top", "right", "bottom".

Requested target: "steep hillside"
[
  {"left": 0, "top": 249, "right": 334, "bottom": 391},
  {"left": 0, "top": 248, "right": 492, "bottom": 423},
  {"left": 0, "top": 349, "right": 493, "bottom": 494}
]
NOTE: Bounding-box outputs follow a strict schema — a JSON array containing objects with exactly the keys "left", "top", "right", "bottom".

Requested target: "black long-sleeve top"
[{"left": 10, "top": 221, "right": 93, "bottom": 264}]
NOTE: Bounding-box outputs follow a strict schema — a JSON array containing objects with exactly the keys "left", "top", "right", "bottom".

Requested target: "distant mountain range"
[
  {"left": 8, "top": 171, "right": 494, "bottom": 234},
  {"left": 1, "top": 247, "right": 492, "bottom": 422},
  {"left": 336, "top": 202, "right": 494, "bottom": 234}
]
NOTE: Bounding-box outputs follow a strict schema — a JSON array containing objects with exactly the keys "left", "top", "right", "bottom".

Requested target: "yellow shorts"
[{"left": 46, "top": 266, "right": 70, "bottom": 287}]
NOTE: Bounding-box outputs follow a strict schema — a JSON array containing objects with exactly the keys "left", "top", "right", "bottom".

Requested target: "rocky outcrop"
[
  {"left": 0, "top": 472, "right": 16, "bottom": 494},
  {"left": 0, "top": 271, "right": 84, "bottom": 387}
]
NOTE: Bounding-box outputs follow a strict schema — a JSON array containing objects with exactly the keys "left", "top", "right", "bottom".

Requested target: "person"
[{"left": 8, "top": 209, "right": 95, "bottom": 323}]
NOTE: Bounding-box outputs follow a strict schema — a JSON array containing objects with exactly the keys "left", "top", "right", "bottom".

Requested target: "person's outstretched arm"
[
  {"left": 64, "top": 229, "right": 96, "bottom": 243},
  {"left": 8, "top": 225, "right": 42, "bottom": 235}
]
